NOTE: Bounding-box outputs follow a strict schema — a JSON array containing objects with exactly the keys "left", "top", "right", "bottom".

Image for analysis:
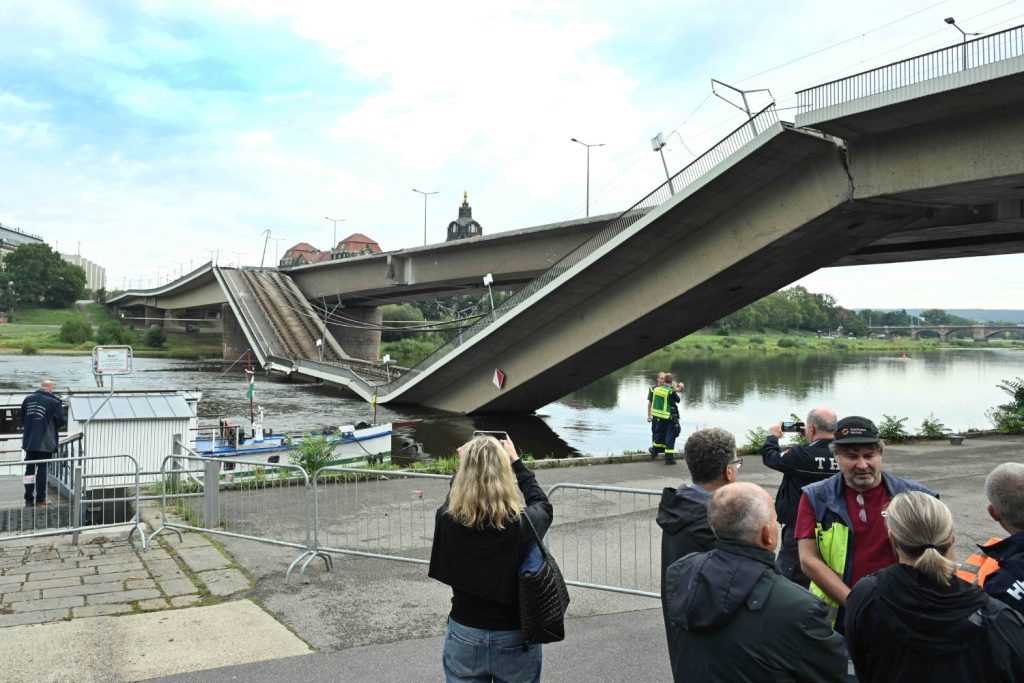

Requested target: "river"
[{"left": 0, "top": 348, "right": 1020, "bottom": 459}]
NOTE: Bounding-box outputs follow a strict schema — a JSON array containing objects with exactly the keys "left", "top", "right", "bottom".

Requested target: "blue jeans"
[{"left": 442, "top": 618, "right": 542, "bottom": 683}]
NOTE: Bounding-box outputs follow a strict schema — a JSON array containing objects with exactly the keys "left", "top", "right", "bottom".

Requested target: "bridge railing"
[
  {"left": 377, "top": 104, "right": 780, "bottom": 394},
  {"left": 796, "top": 23, "right": 1024, "bottom": 113}
]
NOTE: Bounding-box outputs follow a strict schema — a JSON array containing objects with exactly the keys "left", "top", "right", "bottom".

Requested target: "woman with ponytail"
[{"left": 845, "top": 491, "right": 1024, "bottom": 682}]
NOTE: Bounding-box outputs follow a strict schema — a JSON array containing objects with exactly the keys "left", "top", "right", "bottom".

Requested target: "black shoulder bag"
[{"left": 519, "top": 513, "right": 571, "bottom": 644}]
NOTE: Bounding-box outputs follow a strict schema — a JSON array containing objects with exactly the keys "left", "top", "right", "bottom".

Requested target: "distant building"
[
  {"left": 279, "top": 242, "right": 328, "bottom": 267},
  {"left": 0, "top": 223, "right": 44, "bottom": 258},
  {"left": 446, "top": 192, "right": 483, "bottom": 241},
  {"left": 332, "top": 233, "right": 382, "bottom": 260},
  {"left": 279, "top": 234, "right": 383, "bottom": 266},
  {"left": 61, "top": 253, "right": 106, "bottom": 292}
]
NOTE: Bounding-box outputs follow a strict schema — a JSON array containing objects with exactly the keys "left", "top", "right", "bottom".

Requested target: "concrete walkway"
[{"left": 0, "top": 434, "right": 1019, "bottom": 681}]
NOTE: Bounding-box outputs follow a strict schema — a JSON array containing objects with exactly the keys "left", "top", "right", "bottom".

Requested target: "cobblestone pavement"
[{"left": 0, "top": 529, "right": 252, "bottom": 629}]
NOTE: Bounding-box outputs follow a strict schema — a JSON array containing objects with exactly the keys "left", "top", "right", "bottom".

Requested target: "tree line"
[{"left": 714, "top": 285, "right": 1016, "bottom": 336}]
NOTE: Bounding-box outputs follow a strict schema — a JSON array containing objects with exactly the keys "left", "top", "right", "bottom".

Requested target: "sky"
[{"left": 1, "top": 0, "right": 1023, "bottom": 309}]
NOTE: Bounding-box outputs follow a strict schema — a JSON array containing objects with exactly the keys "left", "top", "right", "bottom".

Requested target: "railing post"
[
  {"left": 71, "top": 466, "right": 83, "bottom": 546},
  {"left": 203, "top": 459, "right": 221, "bottom": 528}
]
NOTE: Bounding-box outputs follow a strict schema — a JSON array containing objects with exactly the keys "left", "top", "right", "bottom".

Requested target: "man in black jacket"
[
  {"left": 657, "top": 428, "right": 740, "bottom": 680},
  {"left": 21, "top": 379, "right": 66, "bottom": 507},
  {"left": 981, "top": 462, "right": 1024, "bottom": 614},
  {"left": 761, "top": 407, "right": 837, "bottom": 586},
  {"left": 665, "top": 483, "right": 846, "bottom": 682}
]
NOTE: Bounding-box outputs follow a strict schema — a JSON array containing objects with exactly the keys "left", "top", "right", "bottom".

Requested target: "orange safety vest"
[{"left": 956, "top": 537, "right": 1003, "bottom": 585}]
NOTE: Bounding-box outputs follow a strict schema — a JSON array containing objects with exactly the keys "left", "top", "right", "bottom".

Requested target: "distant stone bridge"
[{"left": 869, "top": 324, "right": 1024, "bottom": 342}]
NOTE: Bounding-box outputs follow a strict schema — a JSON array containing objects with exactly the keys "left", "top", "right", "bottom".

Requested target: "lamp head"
[
  {"left": 483, "top": 273, "right": 494, "bottom": 287},
  {"left": 651, "top": 133, "right": 667, "bottom": 151},
  {"left": 944, "top": 17, "right": 956, "bottom": 24}
]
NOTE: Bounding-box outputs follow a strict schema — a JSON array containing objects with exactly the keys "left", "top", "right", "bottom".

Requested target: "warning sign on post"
[{"left": 92, "top": 346, "right": 133, "bottom": 375}]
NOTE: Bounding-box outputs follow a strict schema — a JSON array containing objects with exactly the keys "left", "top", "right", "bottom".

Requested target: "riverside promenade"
[{"left": 0, "top": 434, "right": 1020, "bottom": 682}]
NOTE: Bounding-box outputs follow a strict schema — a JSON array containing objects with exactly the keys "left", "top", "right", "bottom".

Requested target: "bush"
[
  {"left": 59, "top": 317, "right": 93, "bottom": 344},
  {"left": 749, "top": 336, "right": 765, "bottom": 345},
  {"left": 716, "top": 326, "right": 731, "bottom": 336},
  {"left": 777, "top": 337, "right": 803, "bottom": 348},
  {"left": 918, "top": 413, "right": 947, "bottom": 438},
  {"left": 720, "top": 337, "right": 740, "bottom": 347},
  {"left": 741, "top": 426, "right": 769, "bottom": 453},
  {"left": 21, "top": 342, "right": 37, "bottom": 355},
  {"left": 96, "top": 321, "right": 132, "bottom": 345},
  {"left": 289, "top": 433, "right": 335, "bottom": 475},
  {"left": 988, "top": 376, "right": 1024, "bottom": 434},
  {"left": 144, "top": 324, "right": 166, "bottom": 348},
  {"left": 878, "top": 414, "right": 911, "bottom": 442}
]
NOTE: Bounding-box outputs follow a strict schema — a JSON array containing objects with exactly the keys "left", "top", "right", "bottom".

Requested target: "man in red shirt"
[{"left": 795, "top": 416, "right": 936, "bottom": 631}]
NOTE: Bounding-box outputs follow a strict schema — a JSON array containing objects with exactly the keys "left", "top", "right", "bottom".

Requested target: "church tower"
[{"left": 446, "top": 192, "right": 483, "bottom": 241}]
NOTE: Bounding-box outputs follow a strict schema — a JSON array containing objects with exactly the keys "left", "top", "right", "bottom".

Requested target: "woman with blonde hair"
[
  {"left": 429, "top": 434, "right": 553, "bottom": 683},
  {"left": 845, "top": 491, "right": 1024, "bottom": 682}
]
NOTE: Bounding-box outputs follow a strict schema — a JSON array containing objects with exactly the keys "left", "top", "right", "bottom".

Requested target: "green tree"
[
  {"left": 2, "top": 243, "right": 86, "bottom": 307},
  {"left": 380, "top": 303, "right": 426, "bottom": 342}
]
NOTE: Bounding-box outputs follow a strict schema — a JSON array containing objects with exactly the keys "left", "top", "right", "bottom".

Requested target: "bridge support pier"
[
  {"left": 143, "top": 305, "right": 163, "bottom": 329},
  {"left": 327, "top": 305, "right": 382, "bottom": 361},
  {"left": 221, "top": 305, "right": 249, "bottom": 360}
]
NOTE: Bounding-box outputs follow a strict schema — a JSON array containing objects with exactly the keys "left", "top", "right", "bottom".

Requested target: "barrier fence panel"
[
  {"left": 312, "top": 467, "right": 452, "bottom": 566},
  {"left": 545, "top": 484, "right": 662, "bottom": 598},
  {"left": 149, "top": 454, "right": 314, "bottom": 580},
  {"left": 0, "top": 451, "right": 145, "bottom": 548}
]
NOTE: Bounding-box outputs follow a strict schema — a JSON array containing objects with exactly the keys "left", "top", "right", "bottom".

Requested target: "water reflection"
[{"left": 0, "top": 348, "right": 1019, "bottom": 459}]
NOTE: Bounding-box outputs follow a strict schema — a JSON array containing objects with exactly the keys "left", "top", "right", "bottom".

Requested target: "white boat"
[{"left": 191, "top": 406, "right": 392, "bottom": 468}]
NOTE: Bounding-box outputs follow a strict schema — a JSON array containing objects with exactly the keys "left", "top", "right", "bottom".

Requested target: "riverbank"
[{"left": 659, "top": 331, "right": 1024, "bottom": 355}]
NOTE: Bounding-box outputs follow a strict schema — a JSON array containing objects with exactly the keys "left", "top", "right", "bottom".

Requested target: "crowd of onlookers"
[
  {"left": 658, "top": 410, "right": 1024, "bottom": 682},
  {"left": 424, "top": 395, "right": 1024, "bottom": 683}
]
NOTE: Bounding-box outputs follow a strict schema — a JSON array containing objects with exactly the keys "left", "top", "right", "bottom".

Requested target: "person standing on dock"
[{"left": 21, "top": 378, "right": 66, "bottom": 507}]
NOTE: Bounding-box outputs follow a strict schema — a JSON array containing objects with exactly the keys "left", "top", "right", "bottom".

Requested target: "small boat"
[{"left": 192, "top": 406, "right": 392, "bottom": 468}]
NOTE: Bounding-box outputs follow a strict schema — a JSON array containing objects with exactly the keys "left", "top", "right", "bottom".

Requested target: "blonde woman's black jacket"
[
  {"left": 846, "top": 564, "right": 1024, "bottom": 683},
  {"left": 428, "top": 460, "right": 552, "bottom": 631}
]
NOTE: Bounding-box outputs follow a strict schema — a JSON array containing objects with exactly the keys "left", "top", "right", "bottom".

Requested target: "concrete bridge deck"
[{"left": 109, "top": 25, "right": 1024, "bottom": 414}]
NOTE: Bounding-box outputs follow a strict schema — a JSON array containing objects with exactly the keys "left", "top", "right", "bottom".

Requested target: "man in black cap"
[{"left": 794, "top": 416, "right": 936, "bottom": 632}]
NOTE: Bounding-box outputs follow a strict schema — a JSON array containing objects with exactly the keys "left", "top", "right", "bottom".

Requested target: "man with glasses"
[
  {"left": 657, "top": 428, "right": 740, "bottom": 681},
  {"left": 794, "top": 416, "right": 936, "bottom": 633},
  {"left": 762, "top": 407, "right": 839, "bottom": 587}
]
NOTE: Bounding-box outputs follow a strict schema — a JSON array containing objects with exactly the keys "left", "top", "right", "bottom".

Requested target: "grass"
[
  {"left": 655, "top": 331, "right": 1024, "bottom": 355},
  {"left": 0, "top": 302, "right": 223, "bottom": 359}
]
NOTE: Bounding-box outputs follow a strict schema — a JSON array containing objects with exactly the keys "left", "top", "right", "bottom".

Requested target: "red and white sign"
[{"left": 492, "top": 368, "right": 505, "bottom": 389}]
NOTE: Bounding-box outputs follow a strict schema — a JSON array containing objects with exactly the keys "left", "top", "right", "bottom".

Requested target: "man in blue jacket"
[{"left": 21, "top": 379, "right": 66, "bottom": 507}]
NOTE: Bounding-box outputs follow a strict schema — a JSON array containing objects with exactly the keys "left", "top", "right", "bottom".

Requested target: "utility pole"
[
  {"left": 711, "top": 79, "right": 773, "bottom": 137},
  {"left": 570, "top": 138, "right": 604, "bottom": 217}
]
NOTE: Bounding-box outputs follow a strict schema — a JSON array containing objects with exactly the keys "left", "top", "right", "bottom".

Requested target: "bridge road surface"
[{"left": 145, "top": 435, "right": 1024, "bottom": 682}]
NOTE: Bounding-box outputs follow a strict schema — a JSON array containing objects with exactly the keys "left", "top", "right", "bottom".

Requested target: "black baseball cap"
[{"left": 833, "top": 416, "right": 880, "bottom": 444}]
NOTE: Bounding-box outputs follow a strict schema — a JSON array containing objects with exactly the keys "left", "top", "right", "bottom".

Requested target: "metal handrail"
[
  {"left": 375, "top": 104, "right": 780, "bottom": 395},
  {"left": 796, "top": 23, "right": 1024, "bottom": 112}
]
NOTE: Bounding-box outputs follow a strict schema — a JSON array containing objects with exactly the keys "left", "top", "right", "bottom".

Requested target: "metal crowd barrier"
[
  {"left": 0, "top": 452, "right": 146, "bottom": 548},
  {"left": 312, "top": 466, "right": 452, "bottom": 567},
  {"left": 148, "top": 454, "right": 315, "bottom": 581},
  {"left": 545, "top": 483, "right": 662, "bottom": 598}
]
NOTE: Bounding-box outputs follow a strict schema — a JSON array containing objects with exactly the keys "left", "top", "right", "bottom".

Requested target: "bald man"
[
  {"left": 21, "top": 378, "right": 66, "bottom": 507},
  {"left": 762, "top": 407, "right": 839, "bottom": 586},
  {"left": 664, "top": 483, "right": 845, "bottom": 682}
]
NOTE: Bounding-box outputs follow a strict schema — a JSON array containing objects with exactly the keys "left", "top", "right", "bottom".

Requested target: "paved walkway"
[
  {"left": 0, "top": 434, "right": 1019, "bottom": 681},
  {"left": 0, "top": 528, "right": 249, "bottom": 627}
]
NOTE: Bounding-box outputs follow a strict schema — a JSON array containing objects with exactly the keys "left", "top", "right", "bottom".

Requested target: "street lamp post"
[
  {"left": 412, "top": 189, "right": 438, "bottom": 246},
  {"left": 945, "top": 17, "right": 982, "bottom": 70},
  {"left": 324, "top": 217, "right": 345, "bottom": 255},
  {"left": 651, "top": 133, "right": 676, "bottom": 195},
  {"left": 570, "top": 138, "right": 604, "bottom": 217}
]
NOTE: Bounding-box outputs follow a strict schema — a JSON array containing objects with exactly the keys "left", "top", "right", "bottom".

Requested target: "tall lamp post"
[
  {"left": 570, "top": 138, "right": 604, "bottom": 217},
  {"left": 412, "top": 189, "right": 438, "bottom": 246},
  {"left": 651, "top": 133, "right": 676, "bottom": 195},
  {"left": 944, "top": 17, "right": 982, "bottom": 71},
  {"left": 324, "top": 216, "right": 345, "bottom": 255}
]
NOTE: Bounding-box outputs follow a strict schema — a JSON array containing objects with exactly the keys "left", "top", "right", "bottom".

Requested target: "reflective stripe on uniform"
[{"left": 957, "top": 537, "right": 1003, "bottom": 585}]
